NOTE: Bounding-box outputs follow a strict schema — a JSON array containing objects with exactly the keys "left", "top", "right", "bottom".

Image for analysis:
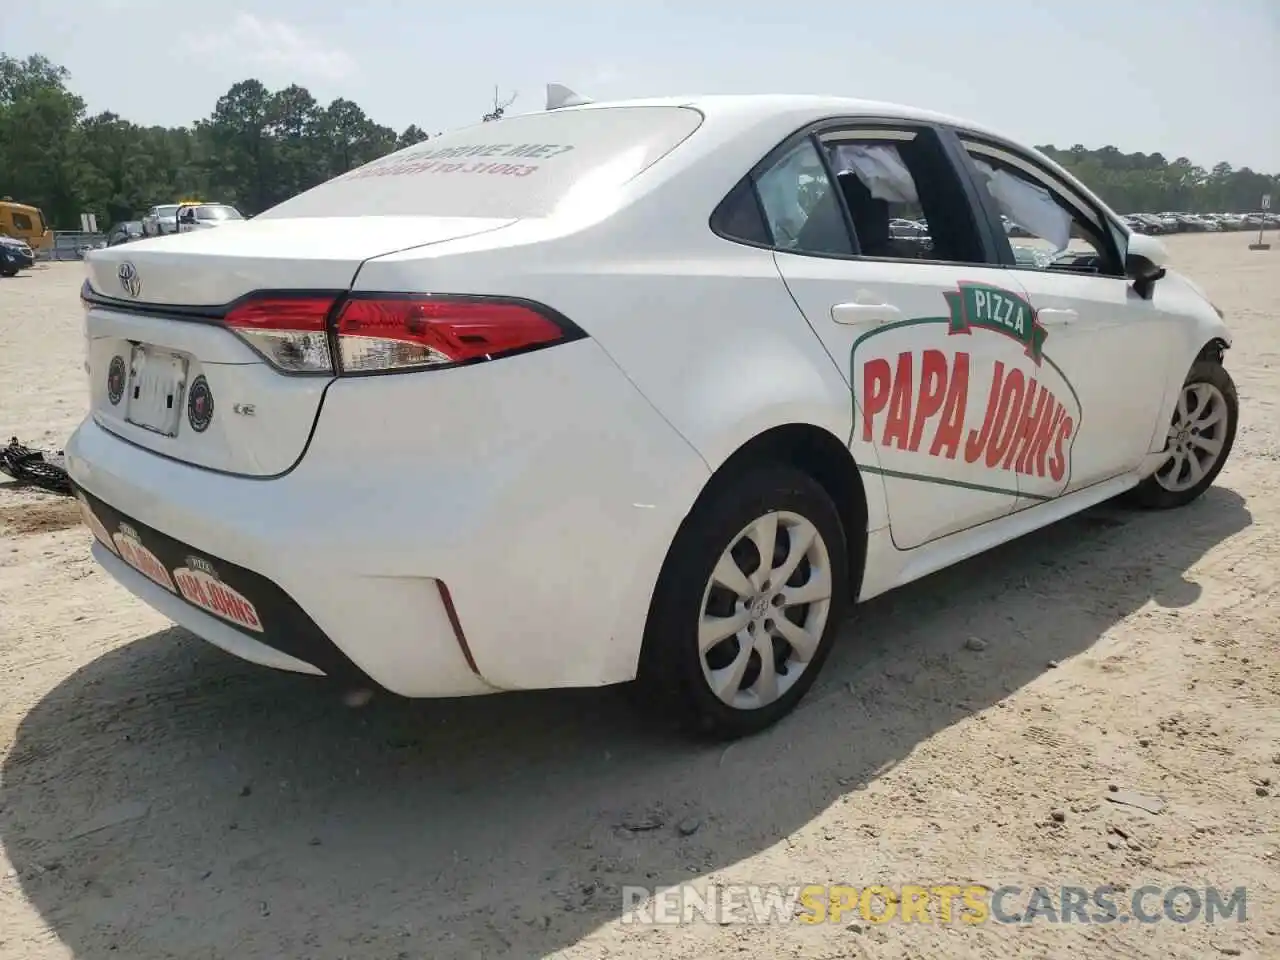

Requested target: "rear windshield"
[{"left": 260, "top": 105, "right": 703, "bottom": 220}]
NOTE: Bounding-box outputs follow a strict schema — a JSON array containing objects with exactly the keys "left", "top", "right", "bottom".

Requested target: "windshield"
[
  {"left": 260, "top": 105, "right": 704, "bottom": 220},
  {"left": 195, "top": 204, "right": 243, "bottom": 221},
  {"left": 154, "top": 205, "right": 180, "bottom": 218}
]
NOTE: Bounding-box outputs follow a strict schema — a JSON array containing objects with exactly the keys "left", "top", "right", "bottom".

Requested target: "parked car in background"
[
  {"left": 1132, "top": 214, "right": 1167, "bottom": 234},
  {"left": 141, "top": 204, "right": 182, "bottom": 238},
  {"left": 71, "top": 92, "right": 1239, "bottom": 738},
  {"left": 176, "top": 203, "right": 245, "bottom": 232},
  {"left": 143, "top": 202, "right": 246, "bottom": 237},
  {"left": 108, "top": 221, "right": 145, "bottom": 246},
  {"left": 0, "top": 233, "right": 35, "bottom": 276}
]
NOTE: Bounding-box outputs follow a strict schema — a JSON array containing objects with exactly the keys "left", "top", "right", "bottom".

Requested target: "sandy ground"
[{"left": 0, "top": 234, "right": 1277, "bottom": 960}]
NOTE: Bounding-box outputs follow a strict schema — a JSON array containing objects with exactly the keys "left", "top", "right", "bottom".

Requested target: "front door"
[
  {"left": 753, "top": 123, "right": 1051, "bottom": 550},
  {"left": 954, "top": 137, "right": 1171, "bottom": 508}
]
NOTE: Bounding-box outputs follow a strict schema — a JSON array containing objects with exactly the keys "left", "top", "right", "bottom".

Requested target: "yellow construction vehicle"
[{"left": 0, "top": 198, "right": 53, "bottom": 253}]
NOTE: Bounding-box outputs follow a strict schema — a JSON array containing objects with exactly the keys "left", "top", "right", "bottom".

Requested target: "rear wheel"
[
  {"left": 637, "top": 465, "right": 850, "bottom": 740},
  {"left": 1127, "top": 360, "right": 1237, "bottom": 509}
]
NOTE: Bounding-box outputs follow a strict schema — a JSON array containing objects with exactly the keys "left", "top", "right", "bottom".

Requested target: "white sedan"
[{"left": 68, "top": 93, "right": 1236, "bottom": 739}]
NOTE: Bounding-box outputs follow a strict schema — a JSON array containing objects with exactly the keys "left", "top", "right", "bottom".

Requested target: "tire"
[
  {"left": 1125, "top": 359, "right": 1238, "bottom": 509},
  {"left": 636, "top": 464, "right": 851, "bottom": 740}
]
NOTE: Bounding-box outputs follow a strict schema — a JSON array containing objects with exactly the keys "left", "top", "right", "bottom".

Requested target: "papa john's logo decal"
[
  {"left": 106, "top": 355, "right": 127, "bottom": 406},
  {"left": 172, "top": 556, "right": 264, "bottom": 633},
  {"left": 187, "top": 375, "right": 214, "bottom": 433},
  {"left": 113, "top": 523, "right": 176, "bottom": 592},
  {"left": 851, "top": 283, "right": 1081, "bottom": 502}
]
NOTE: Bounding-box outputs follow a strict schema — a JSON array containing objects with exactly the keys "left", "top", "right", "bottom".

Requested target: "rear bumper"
[{"left": 66, "top": 339, "right": 710, "bottom": 697}]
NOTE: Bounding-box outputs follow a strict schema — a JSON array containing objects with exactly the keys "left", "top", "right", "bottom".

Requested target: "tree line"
[{"left": 2, "top": 52, "right": 1276, "bottom": 230}]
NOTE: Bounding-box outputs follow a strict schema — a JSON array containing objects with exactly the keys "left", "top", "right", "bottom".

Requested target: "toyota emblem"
[{"left": 117, "top": 261, "right": 141, "bottom": 298}]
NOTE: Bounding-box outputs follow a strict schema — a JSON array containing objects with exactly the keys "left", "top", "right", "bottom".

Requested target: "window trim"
[
  {"left": 709, "top": 115, "right": 1003, "bottom": 269},
  {"left": 950, "top": 131, "right": 1127, "bottom": 278}
]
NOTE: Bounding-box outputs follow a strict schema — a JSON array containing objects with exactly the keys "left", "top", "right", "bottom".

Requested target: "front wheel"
[
  {"left": 637, "top": 465, "right": 850, "bottom": 740},
  {"left": 1127, "top": 359, "right": 1238, "bottom": 509}
]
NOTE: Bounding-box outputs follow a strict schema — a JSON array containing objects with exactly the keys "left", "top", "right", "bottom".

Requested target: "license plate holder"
[{"left": 125, "top": 344, "right": 188, "bottom": 437}]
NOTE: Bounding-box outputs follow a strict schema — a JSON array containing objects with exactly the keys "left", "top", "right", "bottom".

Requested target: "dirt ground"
[{"left": 0, "top": 234, "right": 1276, "bottom": 959}]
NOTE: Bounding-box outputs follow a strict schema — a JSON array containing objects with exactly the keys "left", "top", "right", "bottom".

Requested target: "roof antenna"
[{"left": 546, "top": 83, "right": 592, "bottom": 110}]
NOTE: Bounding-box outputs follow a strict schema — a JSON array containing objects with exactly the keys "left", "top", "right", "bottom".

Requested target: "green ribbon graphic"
[{"left": 944, "top": 283, "right": 1048, "bottom": 363}]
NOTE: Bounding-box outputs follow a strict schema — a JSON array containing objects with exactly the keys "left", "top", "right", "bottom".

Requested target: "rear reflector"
[
  {"left": 225, "top": 296, "right": 336, "bottom": 373},
  {"left": 335, "top": 296, "right": 572, "bottom": 374}
]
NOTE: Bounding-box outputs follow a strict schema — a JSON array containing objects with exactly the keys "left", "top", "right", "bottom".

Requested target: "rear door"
[
  {"left": 952, "top": 135, "right": 1171, "bottom": 505},
  {"left": 752, "top": 121, "right": 1042, "bottom": 550}
]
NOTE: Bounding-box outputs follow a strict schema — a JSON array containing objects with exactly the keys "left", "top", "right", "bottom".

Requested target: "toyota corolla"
[{"left": 68, "top": 94, "right": 1236, "bottom": 739}]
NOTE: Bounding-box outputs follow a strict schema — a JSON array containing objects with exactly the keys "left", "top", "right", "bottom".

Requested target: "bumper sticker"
[
  {"left": 75, "top": 493, "right": 119, "bottom": 556},
  {"left": 113, "top": 522, "right": 176, "bottom": 592},
  {"left": 173, "top": 556, "right": 264, "bottom": 633}
]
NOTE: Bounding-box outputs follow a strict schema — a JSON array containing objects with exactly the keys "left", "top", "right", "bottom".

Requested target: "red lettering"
[
  {"left": 881, "top": 353, "right": 914, "bottom": 450},
  {"left": 1001, "top": 380, "right": 1050, "bottom": 472},
  {"left": 929, "top": 352, "right": 969, "bottom": 460},
  {"left": 909, "top": 350, "right": 949, "bottom": 452},
  {"left": 1031, "top": 405, "right": 1065, "bottom": 478},
  {"left": 984, "top": 369, "right": 1026, "bottom": 467},
  {"left": 965, "top": 361, "right": 1005, "bottom": 463},
  {"left": 1015, "top": 391, "right": 1057, "bottom": 475},
  {"left": 1048, "top": 416, "right": 1074, "bottom": 482},
  {"left": 861, "top": 358, "right": 893, "bottom": 441},
  {"left": 209, "top": 583, "right": 229, "bottom": 616},
  {"left": 219, "top": 587, "right": 237, "bottom": 619}
]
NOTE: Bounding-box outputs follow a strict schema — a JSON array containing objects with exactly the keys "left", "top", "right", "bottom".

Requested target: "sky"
[{"left": 4, "top": 0, "right": 1278, "bottom": 171}]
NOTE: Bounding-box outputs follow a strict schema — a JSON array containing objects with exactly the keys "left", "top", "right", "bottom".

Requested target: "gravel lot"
[{"left": 1, "top": 234, "right": 1277, "bottom": 959}]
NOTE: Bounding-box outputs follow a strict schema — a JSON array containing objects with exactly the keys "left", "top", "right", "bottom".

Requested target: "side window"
[
  {"left": 961, "top": 143, "right": 1123, "bottom": 277},
  {"left": 753, "top": 139, "right": 853, "bottom": 256},
  {"left": 711, "top": 177, "right": 770, "bottom": 246},
  {"left": 818, "top": 128, "right": 989, "bottom": 265},
  {"left": 11, "top": 213, "right": 33, "bottom": 231}
]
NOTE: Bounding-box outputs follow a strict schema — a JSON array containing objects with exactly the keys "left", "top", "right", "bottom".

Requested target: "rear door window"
[{"left": 261, "top": 105, "right": 704, "bottom": 220}]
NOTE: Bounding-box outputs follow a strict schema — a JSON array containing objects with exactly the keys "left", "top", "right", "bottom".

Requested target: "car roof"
[{"left": 547, "top": 93, "right": 1017, "bottom": 142}]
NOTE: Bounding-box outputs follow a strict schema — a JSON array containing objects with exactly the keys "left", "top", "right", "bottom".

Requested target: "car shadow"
[{"left": 0, "top": 487, "right": 1251, "bottom": 959}]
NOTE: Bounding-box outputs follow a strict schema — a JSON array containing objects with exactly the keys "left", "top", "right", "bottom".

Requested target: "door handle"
[
  {"left": 831, "top": 302, "right": 903, "bottom": 325},
  {"left": 1036, "top": 307, "right": 1078, "bottom": 325}
]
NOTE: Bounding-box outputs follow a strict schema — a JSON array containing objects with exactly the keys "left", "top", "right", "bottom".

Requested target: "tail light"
[
  {"left": 334, "top": 296, "right": 578, "bottom": 374},
  {"left": 225, "top": 296, "right": 337, "bottom": 373}
]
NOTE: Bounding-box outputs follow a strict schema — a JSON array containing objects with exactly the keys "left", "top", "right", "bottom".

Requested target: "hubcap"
[
  {"left": 1156, "top": 381, "right": 1228, "bottom": 493},
  {"left": 698, "top": 510, "right": 833, "bottom": 711}
]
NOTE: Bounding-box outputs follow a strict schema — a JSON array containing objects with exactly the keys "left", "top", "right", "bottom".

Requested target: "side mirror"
[{"left": 1126, "top": 232, "right": 1169, "bottom": 300}]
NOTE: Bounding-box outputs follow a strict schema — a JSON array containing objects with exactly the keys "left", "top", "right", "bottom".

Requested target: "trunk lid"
[{"left": 82, "top": 215, "right": 516, "bottom": 476}]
